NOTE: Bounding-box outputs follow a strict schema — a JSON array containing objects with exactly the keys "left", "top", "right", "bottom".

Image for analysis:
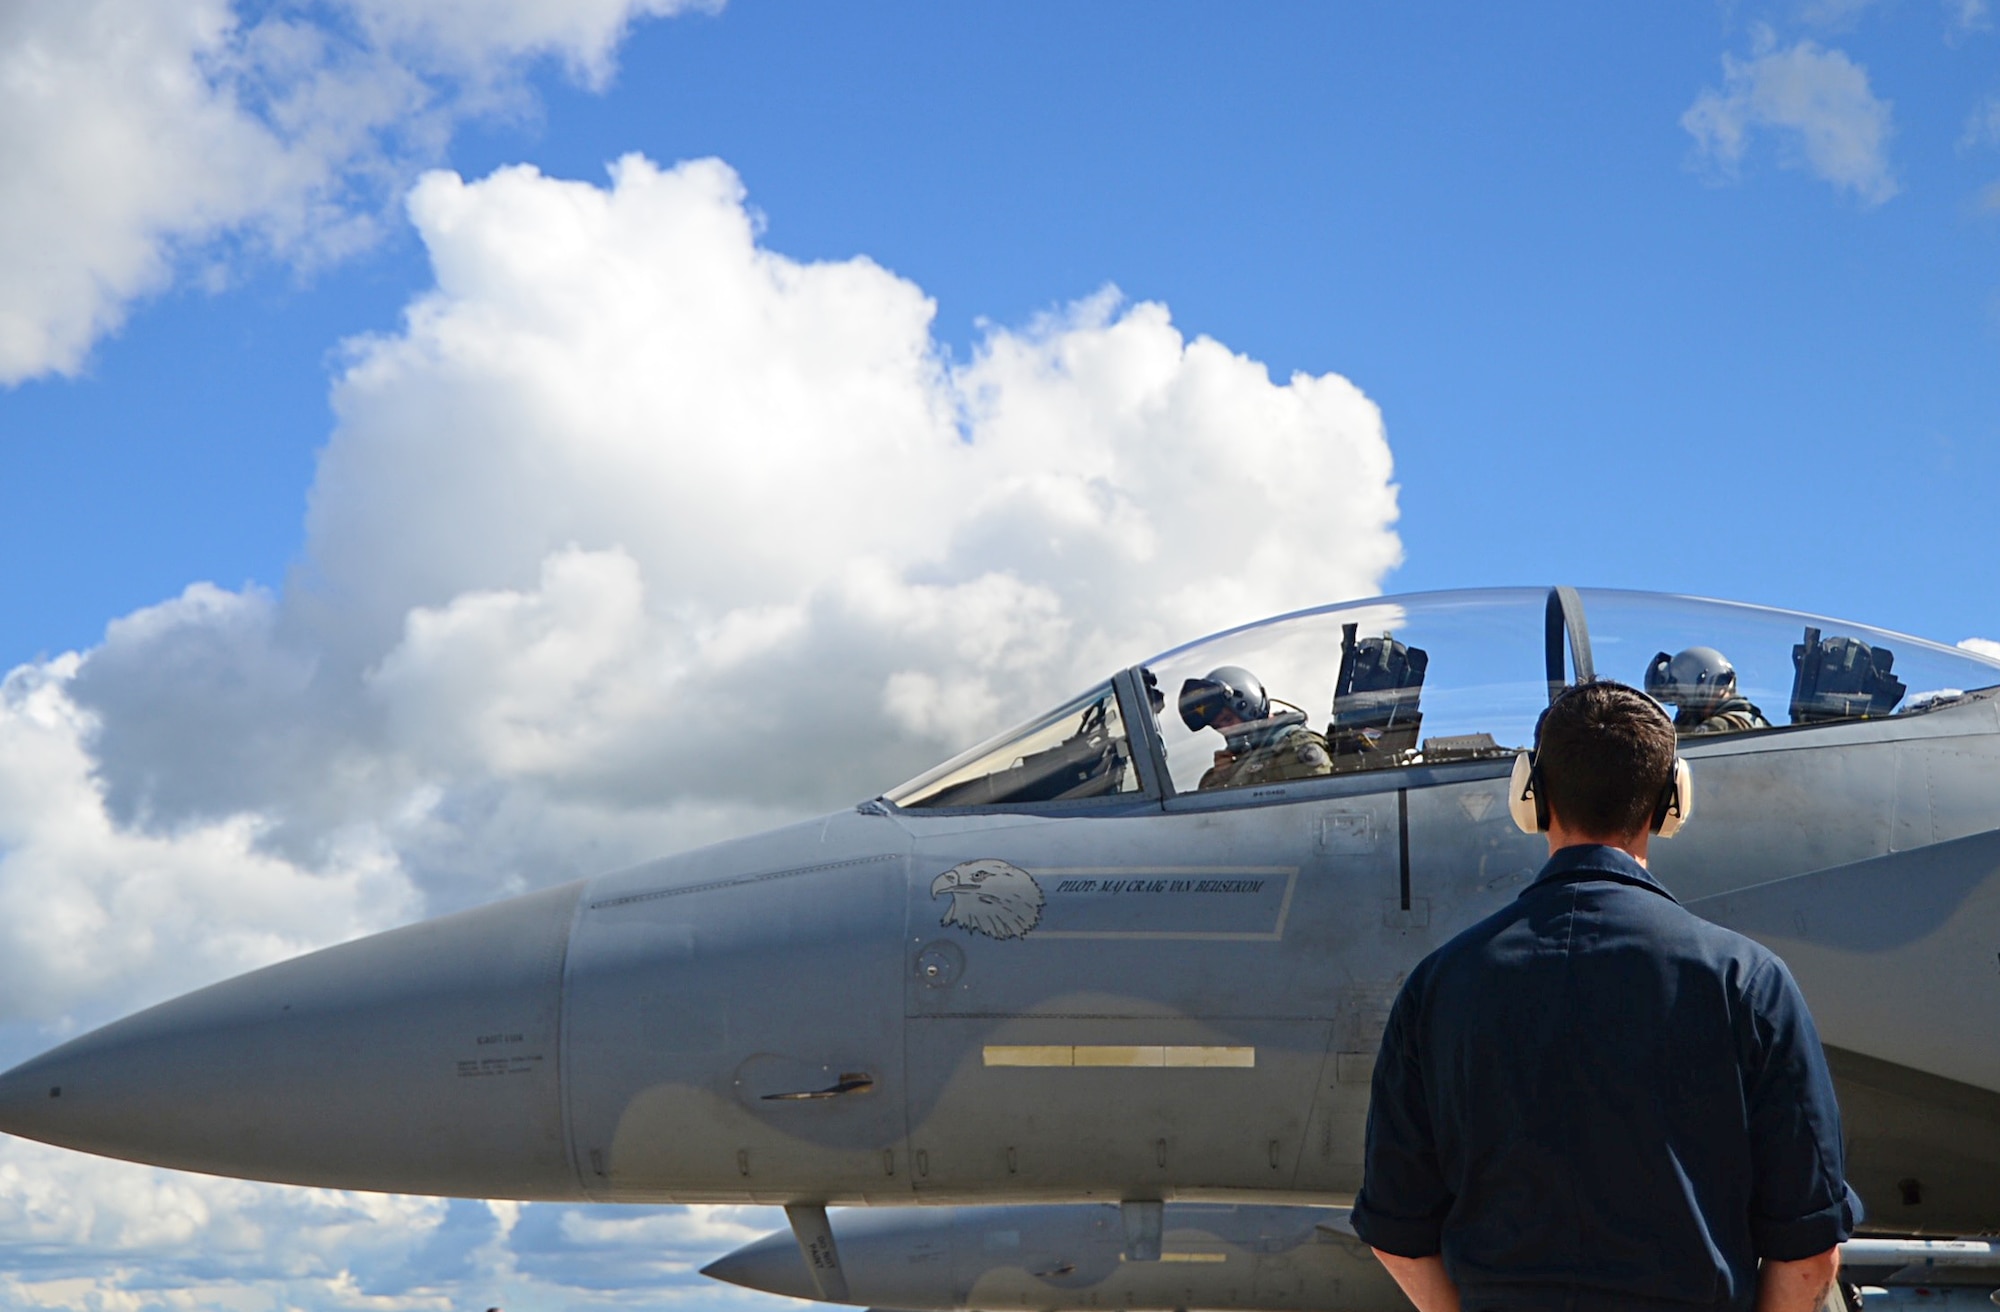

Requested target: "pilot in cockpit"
[
  {"left": 1644, "top": 646, "right": 1772, "bottom": 736},
  {"left": 1179, "top": 665, "right": 1333, "bottom": 789}
]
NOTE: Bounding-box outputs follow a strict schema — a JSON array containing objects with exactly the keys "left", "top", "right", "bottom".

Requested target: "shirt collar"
[{"left": 1523, "top": 843, "right": 1678, "bottom": 904}]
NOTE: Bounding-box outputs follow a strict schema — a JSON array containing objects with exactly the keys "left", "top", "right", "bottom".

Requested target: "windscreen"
[{"left": 887, "top": 683, "right": 1142, "bottom": 809}]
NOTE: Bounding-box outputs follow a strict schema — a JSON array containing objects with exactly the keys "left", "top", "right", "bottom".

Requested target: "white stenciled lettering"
[
  {"left": 456, "top": 1053, "right": 545, "bottom": 1077},
  {"left": 1046, "top": 876, "right": 1265, "bottom": 894}
]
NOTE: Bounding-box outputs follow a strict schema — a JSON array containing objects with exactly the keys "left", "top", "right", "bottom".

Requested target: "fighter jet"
[{"left": 2, "top": 587, "right": 1999, "bottom": 1286}]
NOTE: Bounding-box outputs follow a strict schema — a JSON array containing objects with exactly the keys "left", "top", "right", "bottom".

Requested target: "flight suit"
[
  {"left": 1677, "top": 696, "right": 1771, "bottom": 736},
  {"left": 1198, "top": 724, "right": 1333, "bottom": 790}
]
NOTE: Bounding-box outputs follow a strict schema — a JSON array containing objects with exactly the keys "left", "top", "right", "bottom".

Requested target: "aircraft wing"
[{"left": 1688, "top": 826, "right": 2000, "bottom": 1095}]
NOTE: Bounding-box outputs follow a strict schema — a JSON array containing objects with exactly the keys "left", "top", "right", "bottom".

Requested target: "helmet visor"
[{"left": 1178, "top": 677, "right": 1231, "bottom": 732}]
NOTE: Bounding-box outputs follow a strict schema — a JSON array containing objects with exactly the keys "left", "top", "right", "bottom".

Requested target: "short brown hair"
[{"left": 1537, "top": 680, "right": 1676, "bottom": 837}]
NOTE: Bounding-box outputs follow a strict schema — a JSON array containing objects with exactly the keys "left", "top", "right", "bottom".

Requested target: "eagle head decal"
[{"left": 931, "top": 859, "right": 1044, "bottom": 941}]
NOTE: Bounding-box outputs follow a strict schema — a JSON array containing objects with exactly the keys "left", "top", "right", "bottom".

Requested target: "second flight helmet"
[{"left": 1644, "top": 646, "right": 1740, "bottom": 718}]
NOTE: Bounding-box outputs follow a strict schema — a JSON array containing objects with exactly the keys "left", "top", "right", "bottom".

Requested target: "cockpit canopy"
[{"left": 885, "top": 587, "right": 2000, "bottom": 810}]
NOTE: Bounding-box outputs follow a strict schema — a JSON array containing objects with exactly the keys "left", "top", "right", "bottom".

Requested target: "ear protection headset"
[{"left": 1508, "top": 684, "right": 1693, "bottom": 838}]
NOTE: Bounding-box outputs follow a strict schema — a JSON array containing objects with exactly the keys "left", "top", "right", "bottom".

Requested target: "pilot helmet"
[
  {"left": 1644, "top": 646, "right": 1739, "bottom": 715},
  {"left": 1178, "top": 665, "right": 1269, "bottom": 732}
]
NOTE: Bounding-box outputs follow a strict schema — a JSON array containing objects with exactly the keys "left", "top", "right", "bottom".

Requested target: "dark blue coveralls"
[{"left": 1349, "top": 844, "right": 1861, "bottom": 1312}]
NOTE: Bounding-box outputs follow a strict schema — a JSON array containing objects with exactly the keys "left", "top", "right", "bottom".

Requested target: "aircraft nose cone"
[
  {"left": 0, "top": 881, "right": 586, "bottom": 1199},
  {"left": 701, "top": 1230, "right": 818, "bottom": 1300}
]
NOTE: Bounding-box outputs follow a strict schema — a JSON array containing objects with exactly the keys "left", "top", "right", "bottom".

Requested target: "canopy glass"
[{"left": 886, "top": 589, "right": 2000, "bottom": 809}]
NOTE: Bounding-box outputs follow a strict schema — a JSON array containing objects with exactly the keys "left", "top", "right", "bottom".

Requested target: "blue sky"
[{"left": 0, "top": 1, "right": 1997, "bottom": 1307}]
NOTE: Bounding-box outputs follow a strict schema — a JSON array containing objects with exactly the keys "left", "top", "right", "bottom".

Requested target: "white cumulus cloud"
[
  {"left": 1682, "top": 30, "right": 1899, "bottom": 205},
  {"left": 0, "top": 0, "right": 707, "bottom": 386},
  {"left": 1961, "top": 638, "right": 2000, "bottom": 660},
  {"left": 313, "top": 156, "right": 1397, "bottom": 811}
]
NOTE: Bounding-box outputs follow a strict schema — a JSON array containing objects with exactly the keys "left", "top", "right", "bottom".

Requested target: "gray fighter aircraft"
[{"left": 3, "top": 587, "right": 2000, "bottom": 1293}]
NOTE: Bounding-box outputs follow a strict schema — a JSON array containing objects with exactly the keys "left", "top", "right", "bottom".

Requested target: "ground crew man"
[
  {"left": 1350, "top": 679, "right": 1858, "bottom": 1312},
  {"left": 1646, "top": 645, "right": 1772, "bottom": 734},
  {"left": 1177, "top": 665, "right": 1332, "bottom": 790}
]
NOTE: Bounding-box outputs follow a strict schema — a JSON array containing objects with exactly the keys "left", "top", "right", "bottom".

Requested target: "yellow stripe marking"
[
  {"left": 983, "top": 1045, "right": 1255, "bottom": 1069},
  {"left": 1120, "top": 1252, "right": 1230, "bottom": 1264}
]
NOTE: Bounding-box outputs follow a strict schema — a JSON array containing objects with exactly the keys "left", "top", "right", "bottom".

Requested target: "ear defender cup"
[
  {"left": 1653, "top": 758, "right": 1694, "bottom": 838},
  {"left": 1508, "top": 750, "right": 1544, "bottom": 835}
]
